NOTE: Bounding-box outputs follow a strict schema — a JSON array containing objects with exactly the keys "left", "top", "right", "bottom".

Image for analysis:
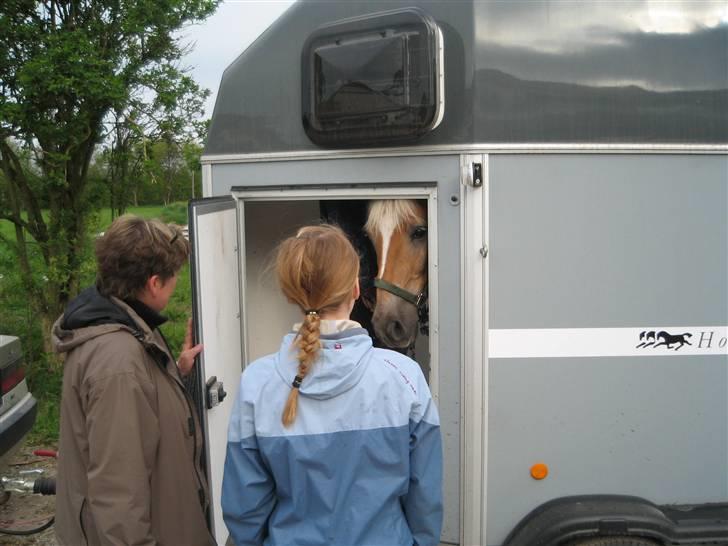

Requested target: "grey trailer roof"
[{"left": 205, "top": 0, "right": 728, "bottom": 155}]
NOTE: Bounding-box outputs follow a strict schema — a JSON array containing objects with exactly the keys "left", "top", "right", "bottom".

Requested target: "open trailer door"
[{"left": 188, "top": 196, "right": 242, "bottom": 545}]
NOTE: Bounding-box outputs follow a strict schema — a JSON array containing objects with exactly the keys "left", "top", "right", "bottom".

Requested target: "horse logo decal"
[{"left": 636, "top": 330, "right": 692, "bottom": 351}]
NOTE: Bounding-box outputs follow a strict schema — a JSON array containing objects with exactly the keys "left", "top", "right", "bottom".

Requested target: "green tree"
[
  {"left": 0, "top": 0, "right": 218, "bottom": 351},
  {"left": 182, "top": 140, "right": 204, "bottom": 200},
  {"left": 103, "top": 79, "right": 208, "bottom": 217},
  {"left": 105, "top": 108, "right": 147, "bottom": 219},
  {"left": 145, "top": 138, "right": 189, "bottom": 206},
  {"left": 127, "top": 137, "right": 203, "bottom": 206}
]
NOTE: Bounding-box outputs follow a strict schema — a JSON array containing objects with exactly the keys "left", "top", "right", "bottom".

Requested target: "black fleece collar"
[
  {"left": 60, "top": 286, "right": 167, "bottom": 333},
  {"left": 124, "top": 299, "right": 168, "bottom": 331}
]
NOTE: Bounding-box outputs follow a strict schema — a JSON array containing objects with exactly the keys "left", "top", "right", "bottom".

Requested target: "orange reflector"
[{"left": 530, "top": 463, "right": 549, "bottom": 480}]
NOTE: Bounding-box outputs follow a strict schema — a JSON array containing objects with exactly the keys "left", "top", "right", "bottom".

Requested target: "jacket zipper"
[
  {"left": 179, "top": 381, "right": 217, "bottom": 544},
  {"left": 148, "top": 343, "right": 207, "bottom": 504},
  {"left": 156, "top": 332, "right": 216, "bottom": 544},
  {"left": 127, "top": 323, "right": 215, "bottom": 543}
]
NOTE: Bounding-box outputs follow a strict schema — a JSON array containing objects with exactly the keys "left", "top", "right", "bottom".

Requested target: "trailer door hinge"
[{"left": 471, "top": 162, "right": 482, "bottom": 187}]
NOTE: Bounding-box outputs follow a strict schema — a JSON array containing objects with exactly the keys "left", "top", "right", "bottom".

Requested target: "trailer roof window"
[{"left": 302, "top": 8, "right": 444, "bottom": 147}]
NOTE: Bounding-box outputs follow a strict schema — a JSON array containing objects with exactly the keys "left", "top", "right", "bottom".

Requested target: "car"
[{"left": 0, "top": 335, "right": 37, "bottom": 472}]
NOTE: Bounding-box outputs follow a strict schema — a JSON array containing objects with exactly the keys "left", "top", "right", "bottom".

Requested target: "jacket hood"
[
  {"left": 274, "top": 328, "right": 372, "bottom": 400},
  {"left": 52, "top": 286, "right": 146, "bottom": 355},
  {"left": 62, "top": 286, "right": 137, "bottom": 330}
]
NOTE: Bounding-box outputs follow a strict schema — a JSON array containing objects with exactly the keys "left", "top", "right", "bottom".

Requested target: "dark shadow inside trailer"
[{"left": 242, "top": 198, "right": 431, "bottom": 379}]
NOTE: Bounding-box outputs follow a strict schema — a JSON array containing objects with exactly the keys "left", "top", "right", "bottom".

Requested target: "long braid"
[
  {"left": 282, "top": 312, "right": 321, "bottom": 427},
  {"left": 275, "top": 224, "right": 360, "bottom": 428}
]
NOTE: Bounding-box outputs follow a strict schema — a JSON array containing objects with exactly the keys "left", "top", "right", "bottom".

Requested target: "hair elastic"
[
  {"left": 304, "top": 309, "right": 319, "bottom": 316},
  {"left": 292, "top": 375, "right": 303, "bottom": 389}
]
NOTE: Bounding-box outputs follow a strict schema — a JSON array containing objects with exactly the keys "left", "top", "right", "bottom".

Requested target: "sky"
[{"left": 179, "top": 1, "right": 296, "bottom": 117}]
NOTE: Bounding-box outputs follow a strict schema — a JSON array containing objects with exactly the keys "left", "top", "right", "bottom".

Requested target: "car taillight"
[{"left": 1, "top": 361, "right": 25, "bottom": 395}]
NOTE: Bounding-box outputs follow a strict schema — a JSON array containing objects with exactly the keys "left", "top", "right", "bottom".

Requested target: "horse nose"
[
  {"left": 372, "top": 302, "right": 418, "bottom": 349},
  {"left": 385, "top": 320, "right": 408, "bottom": 346}
]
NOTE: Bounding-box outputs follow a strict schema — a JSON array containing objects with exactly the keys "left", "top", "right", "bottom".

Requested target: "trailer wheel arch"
[{"left": 502, "top": 495, "right": 678, "bottom": 546}]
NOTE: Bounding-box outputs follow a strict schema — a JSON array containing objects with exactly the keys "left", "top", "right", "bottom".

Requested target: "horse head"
[{"left": 364, "top": 199, "right": 428, "bottom": 348}]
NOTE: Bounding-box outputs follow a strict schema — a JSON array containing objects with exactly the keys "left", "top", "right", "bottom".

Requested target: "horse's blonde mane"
[{"left": 364, "top": 200, "right": 423, "bottom": 235}]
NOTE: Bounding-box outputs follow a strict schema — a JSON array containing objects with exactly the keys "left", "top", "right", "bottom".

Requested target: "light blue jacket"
[{"left": 222, "top": 327, "right": 443, "bottom": 546}]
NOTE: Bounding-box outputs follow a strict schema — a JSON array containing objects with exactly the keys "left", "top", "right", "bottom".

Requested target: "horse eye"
[{"left": 411, "top": 226, "right": 427, "bottom": 240}]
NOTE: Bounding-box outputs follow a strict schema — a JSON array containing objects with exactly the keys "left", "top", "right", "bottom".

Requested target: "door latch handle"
[{"left": 205, "top": 376, "right": 227, "bottom": 409}]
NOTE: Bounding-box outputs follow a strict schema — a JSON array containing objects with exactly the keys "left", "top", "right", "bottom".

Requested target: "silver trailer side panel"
[
  {"left": 489, "top": 155, "right": 727, "bottom": 328},
  {"left": 486, "top": 154, "right": 728, "bottom": 545}
]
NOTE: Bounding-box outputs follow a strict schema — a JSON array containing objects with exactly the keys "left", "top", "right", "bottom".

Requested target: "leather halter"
[{"left": 373, "top": 278, "right": 429, "bottom": 336}]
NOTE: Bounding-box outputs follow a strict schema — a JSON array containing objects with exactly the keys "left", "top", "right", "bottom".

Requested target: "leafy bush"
[
  {"left": 0, "top": 240, "right": 59, "bottom": 446},
  {"left": 160, "top": 202, "right": 189, "bottom": 226},
  {"left": 26, "top": 358, "right": 62, "bottom": 445}
]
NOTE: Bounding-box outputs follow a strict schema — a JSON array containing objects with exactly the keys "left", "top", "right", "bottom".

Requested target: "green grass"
[
  {"left": 26, "top": 358, "right": 63, "bottom": 445},
  {"left": 90, "top": 204, "right": 170, "bottom": 233},
  {"left": 158, "top": 202, "right": 189, "bottom": 225},
  {"left": 163, "top": 264, "right": 192, "bottom": 350},
  {"left": 1, "top": 202, "right": 192, "bottom": 446},
  {"left": 0, "top": 204, "right": 181, "bottom": 238}
]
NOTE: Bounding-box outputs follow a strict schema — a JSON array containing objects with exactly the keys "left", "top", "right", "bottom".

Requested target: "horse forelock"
[
  {"left": 365, "top": 200, "right": 426, "bottom": 279},
  {"left": 364, "top": 200, "right": 423, "bottom": 237}
]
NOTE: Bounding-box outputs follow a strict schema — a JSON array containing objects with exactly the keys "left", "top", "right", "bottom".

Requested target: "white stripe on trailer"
[{"left": 488, "top": 326, "right": 728, "bottom": 359}]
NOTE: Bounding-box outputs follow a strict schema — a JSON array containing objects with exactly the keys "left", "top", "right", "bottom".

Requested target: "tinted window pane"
[{"left": 315, "top": 36, "right": 407, "bottom": 117}]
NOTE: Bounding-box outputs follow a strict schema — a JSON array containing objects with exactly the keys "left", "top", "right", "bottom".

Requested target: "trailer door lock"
[
  {"left": 205, "top": 376, "right": 227, "bottom": 409},
  {"left": 472, "top": 163, "right": 483, "bottom": 187}
]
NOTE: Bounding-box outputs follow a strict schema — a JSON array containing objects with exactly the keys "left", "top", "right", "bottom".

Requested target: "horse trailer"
[{"left": 188, "top": 1, "right": 728, "bottom": 545}]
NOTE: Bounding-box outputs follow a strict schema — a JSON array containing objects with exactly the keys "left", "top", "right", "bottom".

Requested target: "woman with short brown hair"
[{"left": 52, "top": 214, "right": 214, "bottom": 546}]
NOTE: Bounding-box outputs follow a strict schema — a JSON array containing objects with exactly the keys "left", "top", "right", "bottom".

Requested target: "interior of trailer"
[{"left": 242, "top": 198, "right": 431, "bottom": 381}]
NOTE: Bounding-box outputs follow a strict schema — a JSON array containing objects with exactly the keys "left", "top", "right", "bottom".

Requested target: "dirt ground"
[{"left": 0, "top": 444, "right": 57, "bottom": 546}]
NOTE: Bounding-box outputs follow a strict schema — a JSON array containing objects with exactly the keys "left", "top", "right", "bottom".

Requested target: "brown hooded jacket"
[{"left": 52, "top": 287, "right": 215, "bottom": 546}]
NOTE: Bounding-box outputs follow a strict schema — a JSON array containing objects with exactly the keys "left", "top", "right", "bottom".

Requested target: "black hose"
[
  {"left": 0, "top": 516, "right": 54, "bottom": 535},
  {"left": 0, "top": 477, "right": 56, "bottom": 535},
  {"left": 33, "top": 477, "right": 55, "bottom": 496}
]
